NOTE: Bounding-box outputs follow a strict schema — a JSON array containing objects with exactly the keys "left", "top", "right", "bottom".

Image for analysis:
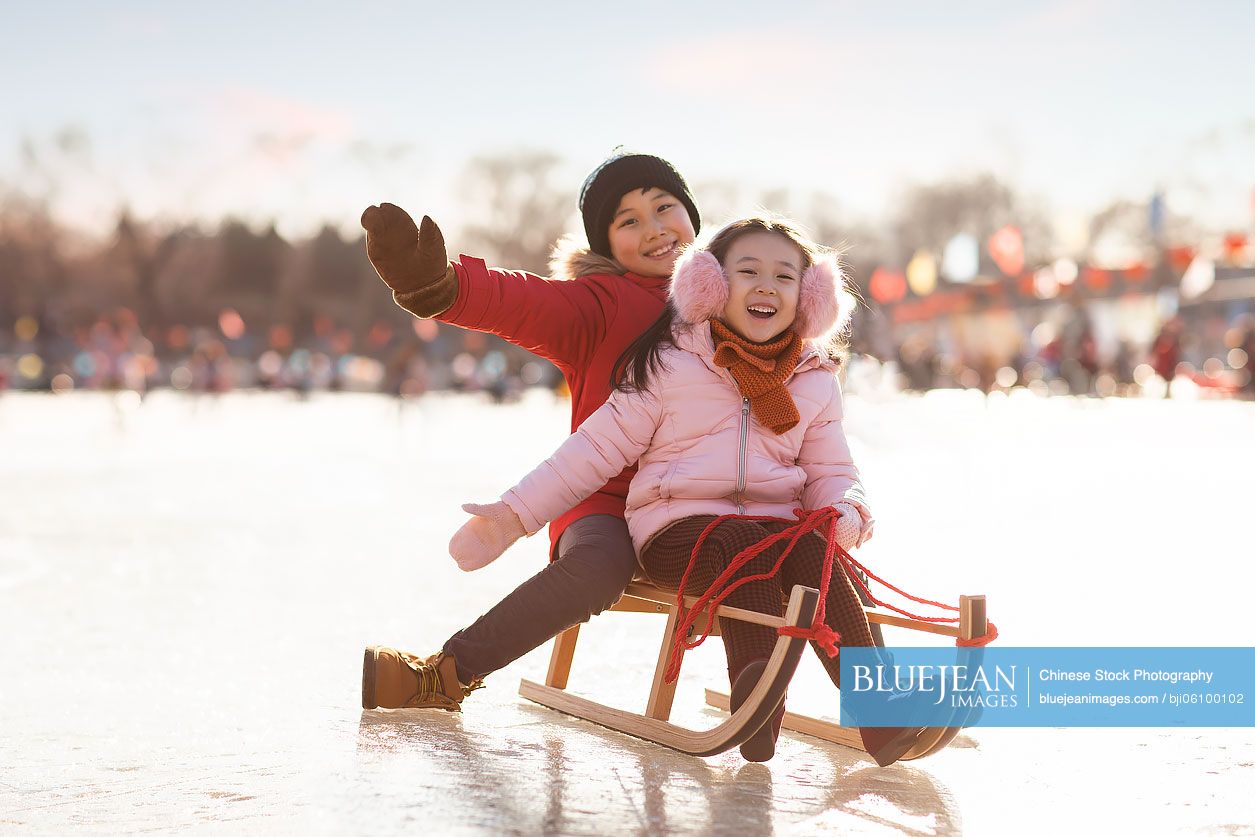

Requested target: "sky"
[{"left": 2, "top": 0, "right": 1254, "bottom": 251}]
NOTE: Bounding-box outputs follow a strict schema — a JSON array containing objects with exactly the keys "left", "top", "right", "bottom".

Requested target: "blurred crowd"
[
  {"left": 886, "top": 309, "right": 1255, "bottom": 399},
  {"left": 0, "top": 307, "right": 565, "bottom": 402},
  {"left": 4, "top": 152, "right": 1252, "bottom": 403},
  {"left": 3, "top": 301, "right": 1252, "bottom": 402}
]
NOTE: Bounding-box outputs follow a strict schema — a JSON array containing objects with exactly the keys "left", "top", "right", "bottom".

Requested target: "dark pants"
[
  {"left": 639, "top": 515, "right": 876, "bottom": 688},
  {"left": 442, "top": 514, "right": 638, "bottom": 684}
]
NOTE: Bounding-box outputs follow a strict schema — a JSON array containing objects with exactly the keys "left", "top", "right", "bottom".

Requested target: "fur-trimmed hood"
[
  {"left": 547, "top": 234, "right": 626, "bottom": 283},
  {"left": 668, "top": 245, "right": 855, "bottom": 343}
]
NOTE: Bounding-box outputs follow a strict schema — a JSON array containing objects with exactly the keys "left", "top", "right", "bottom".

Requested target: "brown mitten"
[{"left": 360, "top": 203, "right": 458, "bottom": 317}]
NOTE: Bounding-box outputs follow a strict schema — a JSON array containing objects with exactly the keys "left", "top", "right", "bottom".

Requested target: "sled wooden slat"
[
  {"left": 545, "top": 625, "right": 580, "bottom": 690},
  {"left": 519, "top": 585, "right": 818, "bottom": 757},
  {"left": 960, "top": 594, "right": 987, "bottom": 641},
  {"left": 623, "top": 580, "right": 971, "bottom": 638},
  {"left": 702, "top": 689, "right": 955, "bottom": 761},
  {"left": 645, "top": 606, "right": 682, "bottom": 720},
  {"left": 619, "top": 582, "right": 785, "bottom": 629},
  {"left": 609, "top": 597, "right": 669, "bottom": 614},
  {"left": 865, "top": 612, "right": 962, "bottom": 637},
  {"left": 703, "top": 688, "right": 865, "bottom": 750}
]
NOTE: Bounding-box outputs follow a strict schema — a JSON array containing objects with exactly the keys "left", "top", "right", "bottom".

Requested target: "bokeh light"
[
  {"left": 451, "top": 353, "right": 477, "bottom": 381},
  {"left": 269, "top": 325, "right": 294, "bottom": 351},
  {"left": 73, "top": 352, "right": 96, "bottom": 378},
  {"left": 167, "top": 325, "right": 190, "bottom": 351},
  {"left": 17, "top": 354, "right": 44, "bottom": 380},
  {"left": 869, "top": 267, "right": 907, "bottom": 304},
  {"left": 14, "top": 316, "right": 39, "bottom": 342},
  {"left": 987, "top": 226, "right": 1025, "bottom": 277},
  {"left": 1033, "top": 266, "right": 1059, "bottom": 299},
  {"left": 413, "top": 319, "right": 439, "bottom": 342},
  {"left": 906, "top": 250, "right": 937, "bottom": 296},
  {"left": 521, "top": 362, "right": 544, "bottom": 386},
  {"left": 1180, "top": 256, "right": 1215, "bottom": 299},
  {"left": 219, "top": 309, "right": 246, "bottom": 340},
  {"left": 941, "top": 234, "right": 979, "bottom": 283},
  {"left": 1053, "top": 258, "right": 1079, "bottom": 285},
  {"left": 258, "top": 351, "right": 284, "bottom": 379}
]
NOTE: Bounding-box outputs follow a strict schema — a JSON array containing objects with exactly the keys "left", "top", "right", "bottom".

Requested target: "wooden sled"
[{"left": 519, "top": 579, "right": 988, "bottom": 760}]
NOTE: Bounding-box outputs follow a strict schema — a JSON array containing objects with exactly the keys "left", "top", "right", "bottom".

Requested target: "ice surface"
[{"left": 2, "top": 389, "right": 1253, "bottom": 834}]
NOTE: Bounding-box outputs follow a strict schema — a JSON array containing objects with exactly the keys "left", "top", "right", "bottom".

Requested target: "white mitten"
[
  {"left": 448, "top": 501, "right": 526, "bottom": 572},
  {"left": 832, "top": 502, "right": 869, "bottom": 552}
]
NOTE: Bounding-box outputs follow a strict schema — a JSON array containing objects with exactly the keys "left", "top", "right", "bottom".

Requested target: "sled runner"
[{"left": 518, "top": 579, "right": 988, "bottom": 759}]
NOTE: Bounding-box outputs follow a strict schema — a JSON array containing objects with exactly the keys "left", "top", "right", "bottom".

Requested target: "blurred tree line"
[{"left": 3, "top": 139, "right": 1186, "bottom": 353}]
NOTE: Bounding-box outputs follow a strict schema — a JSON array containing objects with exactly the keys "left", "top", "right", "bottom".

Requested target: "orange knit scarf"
[{"left": 709, "top": 319, "right": 803, "bottom": 434}]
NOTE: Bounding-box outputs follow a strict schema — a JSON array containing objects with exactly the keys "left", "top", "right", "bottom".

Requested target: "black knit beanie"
[{"left": 578, "top": 152, "right": 701, "bottom": 259}]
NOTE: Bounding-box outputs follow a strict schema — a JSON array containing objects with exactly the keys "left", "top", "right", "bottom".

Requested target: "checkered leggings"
[{"left": 638, "top": 515, "right": 875, "bottom": 686}]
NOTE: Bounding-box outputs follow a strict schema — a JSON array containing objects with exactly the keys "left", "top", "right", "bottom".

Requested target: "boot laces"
[
  {"left": 411, "top": 659, "right": 445, "bottom": 701},
  {"left": 405, "top": 652, "right": 484, "bottom": 701}
]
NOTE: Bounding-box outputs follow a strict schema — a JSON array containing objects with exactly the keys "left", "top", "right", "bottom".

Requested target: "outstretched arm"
[
  {"left": 449, "top": 385, "right": 663, "bottom": 570},
  {"left": 361, "top": 203, "right": 605, "bottom": 372},
  {"left": 361, "top": 204, "right": 459, "bottom": 317}
]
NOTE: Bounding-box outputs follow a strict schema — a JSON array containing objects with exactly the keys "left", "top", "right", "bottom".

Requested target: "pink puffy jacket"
[{"left": 501, "top": 319, "right": 872, "bottom": 557}]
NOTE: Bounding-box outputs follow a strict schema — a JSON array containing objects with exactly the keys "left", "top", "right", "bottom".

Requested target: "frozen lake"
[{"left": 2, "top": 389, "right": 1253, "bottom": 835}]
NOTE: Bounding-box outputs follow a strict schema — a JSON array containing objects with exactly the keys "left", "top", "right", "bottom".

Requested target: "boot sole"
[
  {"left": 731, "top": 661, "right": 780, "bottom": 762},
  {"left": 867, "top": 725, "right": 928, "bottom": 767},
  {"left": 362, "top": 646, "right": 379, "bottom": 710},
  {"left": 739, "top": 699, "right": 783, "bottom": 763}
]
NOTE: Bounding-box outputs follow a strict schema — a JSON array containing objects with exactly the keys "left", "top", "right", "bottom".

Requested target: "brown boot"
[
  {"left": 361, "top": 646, "right": 482, "bottom": 711},
  {"left": 730, "top": 659, "right": 786, "bottom": 763},
  {"left": 859, "top": 725, "right": 928, "bottom": 767}
]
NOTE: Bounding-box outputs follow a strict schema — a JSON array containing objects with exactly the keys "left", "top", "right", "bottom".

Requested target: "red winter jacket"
[{"left": 437, "top": 246, "right": 668, "bottom": 557}]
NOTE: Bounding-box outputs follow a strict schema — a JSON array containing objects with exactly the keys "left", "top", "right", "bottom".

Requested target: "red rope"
[
  {"left": 662, "top": 507, "right": 998, "bottom": 684},
  {"left": 828, "top": 537, "right": 999, "bottom": 645}
]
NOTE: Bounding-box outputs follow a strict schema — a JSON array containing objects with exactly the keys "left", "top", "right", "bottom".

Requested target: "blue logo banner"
[{"left": 838, "top": 648, "right": 1255, "bottom": 727}]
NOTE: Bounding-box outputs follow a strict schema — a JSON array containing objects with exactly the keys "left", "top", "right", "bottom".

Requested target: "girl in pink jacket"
[{"left": 453, "top": 217, "right": 926, "bottom": 766}]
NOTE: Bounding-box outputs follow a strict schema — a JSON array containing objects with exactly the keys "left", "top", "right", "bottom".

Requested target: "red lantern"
[
  {"left": 1082, "top": 267, "right": 1111, "bottom": 291},
  {"left": 987, "top": 225, "right": 1024, "bottom": 277},
  {"left": 1168, "top": 246, "right": 1195, "bottom": 271},
  {"left": 1224, "top": 232, "right": 1248, "bottom": 262},
  {"left": 869, "top": 267, "right": 907, "bottom": 304}
]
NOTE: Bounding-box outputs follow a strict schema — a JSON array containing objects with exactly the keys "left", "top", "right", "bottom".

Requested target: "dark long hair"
[{"left": 611, "top": 304, "right": 677, "bottom": 394}]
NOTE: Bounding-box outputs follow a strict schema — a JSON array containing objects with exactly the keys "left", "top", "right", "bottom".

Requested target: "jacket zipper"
[
  {"left": 723, "top": 348, "right": 811, "bottom": 514},
  {"left": 736, "top": 397, "right": 749, "bottom": 514}
]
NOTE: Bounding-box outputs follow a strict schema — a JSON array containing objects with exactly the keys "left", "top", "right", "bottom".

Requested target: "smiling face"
[
  {"left": 606, "top": 187, "right": 697, "bottom": 278},
  {"left": 718, "top": 231, "right": 803, "bottom": 343}
]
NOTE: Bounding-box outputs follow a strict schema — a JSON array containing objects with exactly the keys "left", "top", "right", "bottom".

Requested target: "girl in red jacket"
[
  {"left": 447, "top": 217, "right": 926, "bottom": 765},
  {"left": 360, "top": 152, "right": 701, "bottom": 712}
]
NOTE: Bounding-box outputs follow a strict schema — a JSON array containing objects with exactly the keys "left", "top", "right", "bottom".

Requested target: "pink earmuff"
[{"left": 669, "top": 247, "right": 853, "bottom": 340}]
